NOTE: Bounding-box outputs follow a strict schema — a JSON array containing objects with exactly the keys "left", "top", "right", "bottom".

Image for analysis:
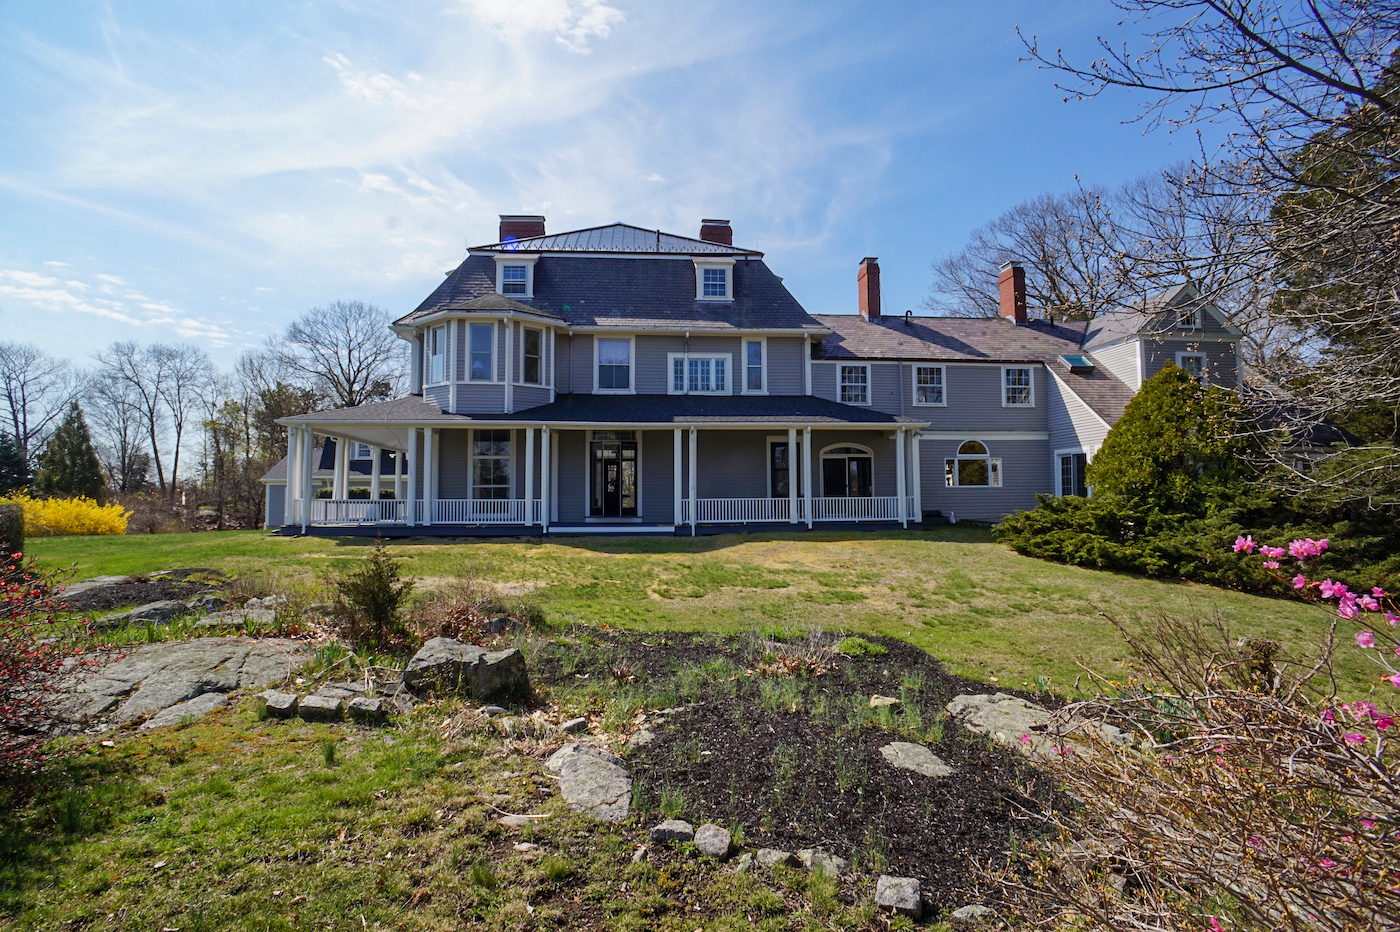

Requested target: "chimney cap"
[
  {"left": 861, "top": 256, "right": 879, "bottom": 265},
  {"left": 999, "top": 259, "right": 1023, "bottom": 271},
  {"left": 700, "top": 218, "right": 730, "bottom": 225},
  {"left": 499, "top": 214, "right": 546, "bottom": 222}
]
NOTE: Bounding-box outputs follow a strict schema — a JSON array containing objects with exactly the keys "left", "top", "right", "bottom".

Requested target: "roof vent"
[
  {"left": 1059, "top": 354, "right": 1095, "bottom": 374},
  {"left": 904, "top": 309, "right": 913, "bottom": 325}
]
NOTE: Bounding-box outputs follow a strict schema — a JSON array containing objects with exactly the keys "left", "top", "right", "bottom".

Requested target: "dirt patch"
[
  {"left": 62, "top": 569, "right": 227, "bottom": 613},
  {"left": 529, "top": 629, "right": 1063, "bottom": 911}
]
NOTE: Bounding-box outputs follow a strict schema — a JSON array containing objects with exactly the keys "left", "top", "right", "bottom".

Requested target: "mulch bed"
[
  {"left": 61, "top": 568, "right": 227, "bottom": 613},
  {"left": 530, "top": 629, "right": 1064, "bottom": 911}
]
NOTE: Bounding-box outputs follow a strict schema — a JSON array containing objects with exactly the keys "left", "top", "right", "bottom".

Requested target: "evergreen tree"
[
  {"left": 34, "top": 402, "right": 106, "bottom": 501},
  {"left": 0, "top": 431, "right": 28, "bottom": 496},
  {"left": 1086, "top": 363, "right": 1246, "bottom": 515}
]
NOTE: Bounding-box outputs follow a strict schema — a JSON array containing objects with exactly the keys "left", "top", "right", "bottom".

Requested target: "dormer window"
[
  {"left": 693, "top": 257, "right": 734, "bottom": 301},
  {"left": 1177, "top": 305, "right": 1204, "bottom": 329},
  {"left": 494, "top": 254, "right": 538, "bottom": 298}
]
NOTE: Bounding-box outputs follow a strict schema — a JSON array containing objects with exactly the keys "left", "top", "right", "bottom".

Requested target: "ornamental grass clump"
[{"left": 991, "top": 535, "right": 1400, "bottom": 932}]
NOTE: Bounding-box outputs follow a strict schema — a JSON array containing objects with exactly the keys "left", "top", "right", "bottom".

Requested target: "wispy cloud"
[{"left": 455, "top": 0, "right": 624, "bottom": 53}]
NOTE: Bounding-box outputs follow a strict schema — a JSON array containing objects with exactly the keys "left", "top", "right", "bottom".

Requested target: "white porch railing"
[
  {"left": 310, "top": 499, "right": 408, "bottom": 524},
  {"left": 431, "top": 499, "right": 541, "bottom": 525},
  {"left": 679, "top": 496, "right": 914, "bottom": 524},
  {"left": 810, "top": 496, "right": 908, "bottom": 521}
]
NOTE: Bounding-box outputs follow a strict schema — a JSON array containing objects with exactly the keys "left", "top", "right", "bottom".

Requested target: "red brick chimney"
[
  {"left": 699, "top": 219, "right": 732, "bottom": 245},
  {"left": 858, "top": 257, "right": 881, "bottom": 320},
  {"left": 499, "top": 214, "right": 546, "bottom": 243},
  {"left": 998, "top": 261, "right": 1027, "bottom": 325}
]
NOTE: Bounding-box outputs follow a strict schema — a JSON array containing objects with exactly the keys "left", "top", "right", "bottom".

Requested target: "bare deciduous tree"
[
  {"left": 272, "top": 300, "right": 406, "bottom": 409},
  {"left": 0, "top": 341, "right": 82, "bottom": 467}
]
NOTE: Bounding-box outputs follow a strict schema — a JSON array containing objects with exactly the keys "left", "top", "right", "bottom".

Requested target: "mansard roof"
[{"left": 398, "top": 253, "right": 825, "bottom": 332}]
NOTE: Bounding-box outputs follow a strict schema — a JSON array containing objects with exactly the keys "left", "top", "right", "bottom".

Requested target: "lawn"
[{"left": 28, "top": 527, "right": 1371, "bottom": 697}]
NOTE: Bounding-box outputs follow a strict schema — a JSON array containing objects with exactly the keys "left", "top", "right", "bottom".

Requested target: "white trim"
[
  {"left": 802, "top": 426, "right": 813, "bottom": 529},
  {"left": 494, "top": 253, "right": 539, "bottom": 299},
  {"left": 818, "top": 442, "right": 874, "bottom": 498},
  {"left": 449, "top": 320, "right": 459, "bottom": 411},
  {"left": 944, "top": 438, "right": 1002, "bottom": 489},
  {"left": 918, "top": 430, "right": 1048, "bottom": 440},
  {"left": 667, "top": 352, "right": 732, "bottom": 395},
  {"left": 465, "top": 321, "right": 498, "bottom": 383},
  {"left": 764, "top": 433, "right": 803, "bottom": 500},
  {"left": 895, "top": 428, "right": 907, "bottom": 527},
  {"left": 504, "top": 318, "right": 514, "bottom": 413},
  {"left": 1175, "top": 351, "right": 1209, "bottom": 383},
  {"left": 693, "top": 256, "right": 736, "bottom": 301},
  {"left": 426, "top": 324, "right": 449, "bottom": 386},
  {"left": 673, "top": 428, "right": 683, "bottom": 525},
  {"left": 1052, "top": 447, "right": 1093, "bottom": 498},
  {"left": 594, "top": 335, "right": 636, "bottom": 394},
  {"left": 1001, "top": 365, "right": 1034, "bottom": 407},
  {"left": 911, "top": 364, "right": 946, "bottom": 407},
  {"left": 802, "top": 335, "right": 812, "bottom": 396},
  {"left": 741, "top": 336, "right": 768, "bottom": 395},
  {"left": 517, "top": 324, "right": 546, "bottom": 386},
  {"left": 838, "top": 363, "right": 871, "bottom": 406}
]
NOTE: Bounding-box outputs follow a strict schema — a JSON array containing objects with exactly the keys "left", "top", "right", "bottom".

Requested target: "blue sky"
[{"left": 0, "top": 0, "right": 1214, "bottom": 369}]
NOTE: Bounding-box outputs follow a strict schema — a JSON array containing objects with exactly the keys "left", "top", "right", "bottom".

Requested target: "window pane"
[
  {"left": 1004, "top": 368, "right": 1031, "bottom": 404},
  {"left": 916, "top": 366, "right": 943, "bottom": 404},
  {"left": 713, "top": 358, "right": 726, "bottom": 391},
  {"left": 598, "top": 339, "right": 630, "bottom": 365},
  {"left": 958, "top": 440, "right": 987, "bottom": 456},
  {"left": 523, "top": 329, "right": 541, "bottom": 384},
  {"left": 672, "top": 358, "right": 686, "bottom": 393},
  {"left": 470, "top": 324, "right": 493, "bottom": 381},
  {"left": 959, "top": 459, "right": 989, "bottom": 486},
  {"left": 502, "top": 265, "right": 527, "bottom": 295},
  {"left": 702, "top": 267, "right": 727, "bottom": 297}
]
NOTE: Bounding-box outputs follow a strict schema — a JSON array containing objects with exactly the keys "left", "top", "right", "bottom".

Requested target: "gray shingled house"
[{"left": 263, "top": 215, "right": 1242, "bottom": 534}]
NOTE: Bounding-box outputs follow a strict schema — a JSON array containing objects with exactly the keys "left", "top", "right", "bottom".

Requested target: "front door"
[
  {"left": 821, "top": 447, "right": 873, "bottom": 497},
  {"left": 590, "top": 431, "right": 638, "bottom": 517}
]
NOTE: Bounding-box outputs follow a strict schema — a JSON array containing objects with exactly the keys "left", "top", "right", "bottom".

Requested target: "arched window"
[
  {"left": 820, "top": 443, "right": 873, "bottom": 498},
  {"left": 945, "top": 440, "right": 1001, "bottom": 488}
]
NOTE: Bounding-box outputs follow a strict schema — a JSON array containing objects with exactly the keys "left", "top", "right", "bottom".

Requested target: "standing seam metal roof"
[{"left": 473, "top": 223, "right": 762, "bottom": 256}]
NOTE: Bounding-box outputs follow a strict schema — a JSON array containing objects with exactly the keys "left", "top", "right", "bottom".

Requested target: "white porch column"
[
  {"left": 333, "top": 438, "right": 348, "bottom": 499},
  {"left": 910, "top": 431, "right": 922, "bottom": 525},
  {"left": 687, "top": 427, "right": 698, "bottom": 534},
  {"left": 424, "top": 427, "right": 436, "bottom": 525},
  {"left": 673, "top": 428, "right": 683, "bottom": 527},
  {"left": 895, "top": 428, "right": 908, "bottom": 528},
  {"left": 540, "top": 427, "right": 551, "bottom": 531},
  {"left": 285, "top": 428, "right": 300, "bottom": 520},
  {"left": 525, "top": 428, "right": 536, "bottom": 525},
  {"left": 300, "top": 426, "right": 313, "bottom": 531},
  {"left": 370, "top": 445, "right": 382, "bottom": 519},
  {"left": 787, "top": 427, "right": 798, "bottom": 524},
  {"left": 406, "top": 428, "right": 418, "bottom": 526},
  {"left": 802, "top": 426, "right": 814, "bottom": 529},
  {"left": 394, "top": 446, "right": 405, "bottom": 500},
  {"left": 503, "top": 318, "right": 514, "bottom": 414}
]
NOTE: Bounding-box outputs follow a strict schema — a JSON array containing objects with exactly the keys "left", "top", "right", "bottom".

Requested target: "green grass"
[{"left": 29, "top": 527, "right": 1371, "bottom": 695}]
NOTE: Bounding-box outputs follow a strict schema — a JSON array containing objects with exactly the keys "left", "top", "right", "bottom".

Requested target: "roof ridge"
[{"left": 470, "top": 221, "right": 763, "bottom": 255}]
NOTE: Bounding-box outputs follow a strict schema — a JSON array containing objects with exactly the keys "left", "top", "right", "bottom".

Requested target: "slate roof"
[
  {"left": 280, "top": 396, "right": 465, "bottom": 425},
  {"left": 427, "top": 292, "right": 564, "bottom": 320},
  {"left": 473, "top": 223, "right": 762, "bottom": 256},
  {"left": 512, "top": 394, "right": 925, "bottom": 425},
  {"left": 813, "top": 314, "right": 1091, "bottom": 363},
  {"left": 1047, "top": 365, "right": 1136, "bottom": 426},
  {"left": 398, "top": 255, "right": 825, "bottom": 332},
  {"left": 1081, "top": 283, "right": 1198, "bottom": 350},
  {"left": 260, "top": 441, "right": 398, "bottom": 483}
]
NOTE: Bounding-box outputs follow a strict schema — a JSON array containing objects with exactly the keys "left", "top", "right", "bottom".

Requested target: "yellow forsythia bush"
[{"left": 0, "top": 493, "right": 130, "bottom": 537}]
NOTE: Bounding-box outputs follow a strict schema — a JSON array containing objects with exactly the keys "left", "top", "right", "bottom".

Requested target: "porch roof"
[{"left": 512, "top": 393, "right": 926, "bottom": 426}]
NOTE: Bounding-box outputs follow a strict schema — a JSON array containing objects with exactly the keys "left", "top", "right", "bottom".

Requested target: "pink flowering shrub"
[{"left": 991, "top": 535, "right": 1400, "bottom": 931}]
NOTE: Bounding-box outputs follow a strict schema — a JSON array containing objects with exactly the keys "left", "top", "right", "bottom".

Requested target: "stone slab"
[
  {"left": 875, "top": 875, "right": 923, "bottom": 918},
  {"left": 880, "top": 741, "right": 953, "bottom": 778}
]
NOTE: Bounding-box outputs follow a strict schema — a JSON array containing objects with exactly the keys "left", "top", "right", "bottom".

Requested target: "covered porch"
[{"left": 278, "top": 395, "right": 926, "bottom": 535}]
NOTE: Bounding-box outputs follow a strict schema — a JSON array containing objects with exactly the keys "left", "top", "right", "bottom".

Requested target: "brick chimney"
[
  {"left": 699, "top": 219, "right": 732, "bottom": 245},
  {"left": 499, "top": 214, "right": 546, "bottom": 243},
  {"left": 858, "top": 257, "right": 881, "bottom": 320},
  {"left": 998, "top": 260, "right": 1027, "bottom": 325}
]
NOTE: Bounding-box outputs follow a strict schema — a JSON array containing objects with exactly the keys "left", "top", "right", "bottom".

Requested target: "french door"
[{"left": 590, "top": 431, "right": 638, "bottom": 517}]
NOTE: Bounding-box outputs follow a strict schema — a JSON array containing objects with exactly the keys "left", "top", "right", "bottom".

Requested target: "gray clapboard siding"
[
  {"left": 454, "top": 383, "right": 506, "bottom": 415},
  {"left": 265, "top": 484, "right": 285, "bottom": 528},
  {"left": 1142, "top": 340, "right": 1238, "bottom": 386},
  {"left": 1089, "top": 341, "right": 1140, "bottom": 391},
  {"left": 694, "top": 430, "right": 770, "bottom": 498},
  {"left": 641, "top": 430, "right": 675, "bottom": 522},
  {"left": 766, "top": 337, "right": 805, "bottom": 394},
  {"left": 1046, "top": 373, "right": 1110, "bottom": 453},
  {"left": 918, "top": 436, "right": 1048, "bottom": 522},
  {"left": 437, "top": 430, "right": 471, "bottom": 500},
  {"left": 423, "top": 385, "right": 450, "bottom": 409},
  {"left": 554, "top": 429, "right": 587, "bottom": 524},
  {"left": 513, "top": 385, "right": 551, "bottom": 410}
]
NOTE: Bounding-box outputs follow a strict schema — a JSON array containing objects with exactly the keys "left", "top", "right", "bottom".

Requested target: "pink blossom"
[
  {"left": 1352, "top": 701, "right": 1377, "bottom": 718},
  {"left": 1319, "top": 858, "right": 1338, "bottom": 869},
  {"left": 1319, "top": 579, "right": 1350, "bottom": 600},
  {"left": 1263, "top": 560, "right": 1279, "bottom": 568},
  {"left": 1343, "top": 732, "right": 1366, "bottom": 745},
  {"left": 1322, "top": 709, "right": 1337, "bottom": 722},
  {"left": 1293, "top": 574, "right": 1309, "bottom": 589},
  {"left": 1357, "top": 630, "right": 1376, "bottom": 649},
  {"left": 1362, "top": 818, "right": 1377, "bottom": 830},
  {"left": 1359, "top": 595, "right": 1381, "bottom": 612},
  {"left": 1386, "top": 612, "right": 1399, "bottom": 628},
  {"left": 1376, "top": 717, "right": 1394, "bottom": 731},
  {"left": 1210, "top": 920, "right": 1223, "bottom": 932},
  {"left": 1387, "top": 673, "right": 1400, "bottom": 689},
  {"left": 1018, "top": 733, "right": 1032, "bottom": 744},
  {"left": 1261, "top": 546, "right": 1287, "bottom": 559},
  {"left": 1233, "top": 535, "right": 1257, "bottom": 554},
  {"left": 1289, "top": 537, "right": 1329, "bottom": 559},
  {"left": 1374, "top": 587, "right": 1387, "bottom": 598},
  {"left": 1338, "top": 595, "right": 1360, "bottom": 620}
]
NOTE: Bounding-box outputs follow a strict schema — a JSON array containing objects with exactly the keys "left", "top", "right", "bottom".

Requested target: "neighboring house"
[{"left": 264, "top": 215, "right": 1242, "bottom": 534}]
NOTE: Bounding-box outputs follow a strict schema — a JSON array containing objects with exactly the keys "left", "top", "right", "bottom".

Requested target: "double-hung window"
[
  {"left": 468, "top": 323, "right": 494, "bottom": 381},
  {"left": 669, "top": 354, "right": 729, "bottom": 394},
  {"left": 597, "top": 338, "right": 632, "bottom": 392},
  {"left": 913, "top": 365, "right": 944, "bottom": 405},
  {"left": 1002, "top": 367, "right": 1033, "bottom": 406},
  {"left": 1177, "top": 305, "right": 1204, "bottom": 329},
  {"left": 839, "top": 364, "right": 869, "bottom": 405},
  {"left": 353, "top": 442, "right": 372, "bottom": 460},
  {"left": 693, "top": 259, "right": 734, "bottom": 301},
  {"left": 428, "top": 325, "right": 447, "bottom": 384},
  {"left": 494, "top": 254, "right": 537, "bottom": 298},
  {"left": 471, "top": 430, "right": 511, "bottom": 500},
  {"left": 500, "top": 265, "right": 527, "bottom": 295},
  {"left": 743, "top": 339, "right": 765, "bottom": 393},
  {"left": 1176, "top": 352, "right": 1208, "bottom": 383},
  {"left": 521, "top": 327, "right": 543, "bottom": 384}
]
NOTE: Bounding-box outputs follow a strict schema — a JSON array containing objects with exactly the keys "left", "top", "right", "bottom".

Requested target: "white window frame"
[
  {"left": 352, "top": 442, "right": 372, "bottom": 461},
  {"left": 945, "top": 439, "right": 1003, "bottom": 488},
  {"left": 494, "top": 254, "right": 539, "bottom": 299},
  {"left": 466, "top": 322, "right": 496, "bottom": 383},
  {"left": 742, "top": 337, "right": 767, "bottom": 395},
  {"left": 819, "top": 442, "right": 875, "bottom": 498},
  {"left": 667, "top": 353, "right": 731, "bottom": 395},
  {"left": 1175, "top": 351, "right": 1209, "bottom": 383},
  {"left": 519, "top": 326, "right": 544, "bottom": 386},
  {"left": 765, "top": 434, "right": 803, "bottom": 498},
  {"left": 912, "top": 364, "right": 946, "bottom": 406},
  {"left": 1002, "top": 366, "right": 1034, "bottom": 407},
  {"left": 1176, "top": 304, "right": 1205, "bottom": 330},
  {"left": 594, "top": 336, "right": 635, "bottom": 394},
  {"left": 470, "top": 428, "right": 513, "bottom": 501},
  {"left": 1054, "top": 448, "right": 1089, "bottom": 498},
  {"left": 693, "top": 257, "right": 735, "bottom": 302},
  {"left": 839, "top": 363, "right": 871, "bottom": 406},
  {"left": 427, "top": 324, "right": 448, "bottom": 385}
]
